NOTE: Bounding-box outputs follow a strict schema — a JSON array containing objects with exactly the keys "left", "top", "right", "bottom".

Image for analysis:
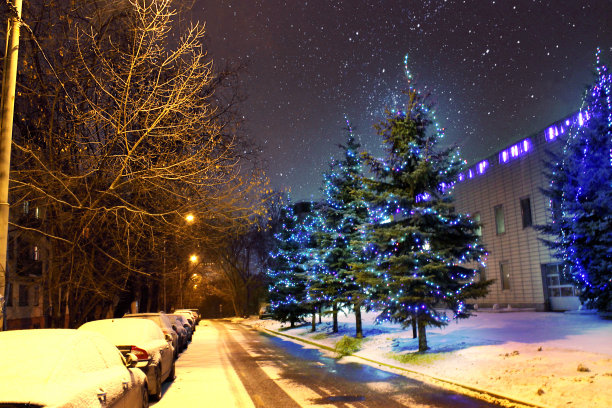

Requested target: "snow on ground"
[{"left": 245, "top": 310, "right": 612, "bottom": 408}]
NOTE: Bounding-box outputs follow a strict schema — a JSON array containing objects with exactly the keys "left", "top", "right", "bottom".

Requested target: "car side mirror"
[
  {"left": 165, "top": 333, "right": 173, "bottom": 343},
  {"left": 125, "top": 353, "right": 139, "bottom": 368}
]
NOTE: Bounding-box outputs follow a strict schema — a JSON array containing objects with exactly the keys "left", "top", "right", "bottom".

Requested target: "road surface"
[{"left": 152, "top": 319, "right": 503, "bottom": 407}]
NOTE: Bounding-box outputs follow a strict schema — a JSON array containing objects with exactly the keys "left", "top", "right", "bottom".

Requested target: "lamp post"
[{"left": 0, "top": 0, "right": 22, "bottom": 332}]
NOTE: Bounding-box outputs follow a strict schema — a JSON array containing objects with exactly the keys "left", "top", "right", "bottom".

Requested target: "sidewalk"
[
  {"left": 244, "top": 311, "right": 612, "bottom": 408},
  {"left": 151, "top": 321, "right": 254, "bottom": 407}
]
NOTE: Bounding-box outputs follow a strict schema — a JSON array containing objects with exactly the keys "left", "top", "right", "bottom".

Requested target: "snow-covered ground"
[{"left": 245, "top": 310, "right": 612, "bottom": 408}]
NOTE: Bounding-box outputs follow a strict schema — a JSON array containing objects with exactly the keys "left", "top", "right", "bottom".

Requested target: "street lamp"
[
  {"left": 181, "top": 254, "right": 199, "bottom": 308},
  {"left": 185, "top": 213, "right": 195, "bottom": 223}
]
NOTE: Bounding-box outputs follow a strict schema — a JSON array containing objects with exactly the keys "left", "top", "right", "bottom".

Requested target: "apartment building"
[
  {"left": 452, "top": 112, "right": 585, "bottom": 311},
  {"left": 4, "top": 200, "right": 45, "bottom": 329}
]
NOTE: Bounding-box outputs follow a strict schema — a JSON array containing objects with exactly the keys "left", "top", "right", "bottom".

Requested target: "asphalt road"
[{"left": 209, "top": 319, "right": 502, "bottom": 408}]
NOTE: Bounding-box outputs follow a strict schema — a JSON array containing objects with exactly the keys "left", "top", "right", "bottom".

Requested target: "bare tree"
[{"left": 9, "top": 0, "right": 268, "bottom": 326}]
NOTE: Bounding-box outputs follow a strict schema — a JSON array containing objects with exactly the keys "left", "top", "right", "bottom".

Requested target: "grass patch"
[
  {"left": 311, "top": 333, "right": 329, "bottom": 340},
  {"left": 334, "top": 335, "right": 363, "bottom": 357},
  {"left": 387, "top": 351, "right": 452, "bottom": 365}
]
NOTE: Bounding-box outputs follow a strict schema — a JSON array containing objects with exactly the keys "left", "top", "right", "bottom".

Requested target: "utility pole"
[{"left": 0, "top": 0, "right": 23, "bottom": 331}]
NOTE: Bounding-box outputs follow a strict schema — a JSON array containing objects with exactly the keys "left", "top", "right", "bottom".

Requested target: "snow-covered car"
[
  {"left": 168, "top": 314, "right": 191, "bottom": 347},
  {"left": 123, "top": 312, "right": 179, "bottom": 359},
  {"left": 0, "top": 329, "right": 148, "bottom": 408},
  {"left": 175, "top": 308, "right": 200, "bottom": 324},
  {"left": 173, "top": 310, "right": 197, "bottom": 332},
  {"left": 79, "top": 318, "right": 175, "bottom": 401}
]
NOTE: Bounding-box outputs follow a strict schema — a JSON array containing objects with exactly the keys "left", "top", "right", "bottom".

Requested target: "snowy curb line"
[{"left": 255, "top": 325, "right": 550, "bottom": 408}]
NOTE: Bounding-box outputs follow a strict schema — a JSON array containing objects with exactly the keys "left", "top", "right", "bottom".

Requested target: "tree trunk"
[
  {"left": 355, "top": 303, "right": 363, "bottom": 339},
  {"left": 411, "top": 314, "right": 417, "bottom": 338},
  {"left": 332, "top": 301, "right": 338, "bottom": 333},
  {"left": 417, "top": 317, "right": 428, "bottom": 352},
  {"left": 318, "top": 305, "right": 322, "bottom": 323},
  {"left": 311, "top": 310, "right": 316, "bottom": 332}
]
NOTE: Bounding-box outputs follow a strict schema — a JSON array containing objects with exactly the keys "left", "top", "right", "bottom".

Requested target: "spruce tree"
[
  {"left": 317, "top": 122, "right": 371, "bottom": 337},
  {"left": 267, "top": 203, "right": 310, "bottom": 326},
  {"left": 539, "top": 49, "right": 612, "bottom": 312},
  {"left": 363, "top": 88, "right": 490, "bottom": 351}
]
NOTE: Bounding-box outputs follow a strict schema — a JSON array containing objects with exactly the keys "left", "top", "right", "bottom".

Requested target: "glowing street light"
[
  {"left": 189, "top": 254, "right": 198, "bottom": 263},
  {"left": 185, "top": 213, "right": 195, "bottom": 223}
]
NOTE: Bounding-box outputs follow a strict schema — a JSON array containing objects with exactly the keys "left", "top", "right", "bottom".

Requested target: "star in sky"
[{"left": 192, "top": 0, "right": 612, "bottom": 201}]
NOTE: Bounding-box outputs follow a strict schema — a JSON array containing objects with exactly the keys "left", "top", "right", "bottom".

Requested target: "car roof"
[{"left": 79, "top": 318, "right": 164, "bottom": 344}]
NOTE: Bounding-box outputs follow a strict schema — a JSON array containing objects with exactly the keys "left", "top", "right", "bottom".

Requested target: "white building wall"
[{"left": 452, "top": 114, "right": 580, "bottom": 310}]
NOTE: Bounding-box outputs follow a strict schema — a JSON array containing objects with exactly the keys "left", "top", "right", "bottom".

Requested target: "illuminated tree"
[
  {"left": 266, "top": 203, "right": 310, "bottom": 326},
  {"left": 317, "top": 121, "right": 371, "bottom": 337},
  {"left": 363, "top": 84, "right": 490, "bottom": 351},
  {"left": 539, "top": 49, "right": 612, "bottom": 312}
]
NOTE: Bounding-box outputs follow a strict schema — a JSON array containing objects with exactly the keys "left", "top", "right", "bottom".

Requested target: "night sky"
[{"left": 191, "top": 1, "right": 612, "bottom": 202}]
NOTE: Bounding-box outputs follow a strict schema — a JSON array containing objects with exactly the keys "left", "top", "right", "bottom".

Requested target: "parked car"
[
  {"left": 79, "top": 318, "right": 175, "bottom": 401},
  {"left": 172, "top": 314, "right": 193, "bottom": 341},
  {"left": 168, "top": 314, "right": 191, "bottom": 346},
  {"left": 0, "top": 329, "right": 148, "bottom": 408},
  {"left": 174, "top": 310, "right": 197, "bottom": 332},
  {"left": 175, "top": 308, "right": 200, "bottom": 324},
  {"left": 259, "top": 303, "right": 273, "bottom": 319},
  {"left": 123, "top": 312, "right": 179, "bottom": 359}
]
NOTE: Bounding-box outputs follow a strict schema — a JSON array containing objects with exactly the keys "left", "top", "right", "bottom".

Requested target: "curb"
[{"left": 254, "top": 325, "right": 550, "bottom": 408}]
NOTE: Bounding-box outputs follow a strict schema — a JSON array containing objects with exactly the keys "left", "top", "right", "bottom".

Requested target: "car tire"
[
  {"left": 142, "top": 385, "right": 150, "bottom": 408},
  {"left": 151, "top": 366, "right": 162, "bottom": 401},
  {"left": 165, "top": 361, "right": 176, "bottom": 383}
]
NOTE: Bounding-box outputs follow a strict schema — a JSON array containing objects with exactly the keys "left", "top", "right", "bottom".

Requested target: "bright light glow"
[
  {"left": 189, "top": 254, "right": 198, "bottom": 263},
  {"left": 499, "top": 138, "right": 532, "bottom": 164},
  {"left": 185, "top": 213, "right": 195, "bottom": 223}
]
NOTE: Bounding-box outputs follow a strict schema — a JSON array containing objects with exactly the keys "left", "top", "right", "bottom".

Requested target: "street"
[{"left": 152, "top": 320, "right": 502, "bottom": 407}]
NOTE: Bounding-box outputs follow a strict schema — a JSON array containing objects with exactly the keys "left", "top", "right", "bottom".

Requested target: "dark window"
[
  {"left": 18, "top": 284, "right": 29, "bottom": 306},
  {"left": 6, "top": 283, "right": 12, "bottom": 307},
  {"left": 473, "top": 213, "right": 482, "bottom": 237},
  {"left": 500, "top": 262, "right": 510, "bottom": 290},
  {"left": 494, "top": 205, "right": 505, "bottom": 234},
  {"left": 479, "top": 266, "right": 486, "bottom": 282},
  {"left": 33, "top": 286, "right": 40, "bottom": 306},
  {"left": 520, "top": 197, "right": 532, "bottom": 228}
]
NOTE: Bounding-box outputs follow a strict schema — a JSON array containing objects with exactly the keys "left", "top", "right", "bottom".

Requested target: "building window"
[
  {"left": 6, "top": 283, "right": 12, "bottom": 307},
  {"left": 33, "top": 285, "right": 40, "bottom": 306},
  {"left": 500, "top": 262, "right": 510, "bottom": 290},
  {"left": 22, "top": 201, "right": 29, "bottom": 214},
  {"left": 32, "top": 245, "right": 40, "bottom": 261},
  {"left": 473, "top": 213, "right": 482, "bottom": 237},
  {"left": 494, "top": 205, "right": 505, "bottom": 234},
  {"left": 34, "top": 206, "right": 40, "bottom": 219},
  {"left": 18, "top": 284, "right": 29, "bottom": 306},
  {"left": 520, "top": 197, "right": 532, "bottom": 228},
  {"left": 543, "top": 263, "right": 577, "bottom": 297},
  {"left": 478, "top": 266, "right": 486, "bottom": 282}
]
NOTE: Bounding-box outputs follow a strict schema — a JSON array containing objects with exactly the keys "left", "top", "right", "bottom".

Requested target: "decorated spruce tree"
[
  {"left": 363, "top": 84, "right": 490, "bottom": 351},
  {"left": 266, "top": 203, "right": 310, "bottom": 326},
  {"left": 317, "top": 121, "right": 371, "bottom": 337},
  {"left": 294, "top": 203, "right": 328, "bottom": 332},
  {"left": 539, "top": 49, "right": 612, "bottom": 312}
]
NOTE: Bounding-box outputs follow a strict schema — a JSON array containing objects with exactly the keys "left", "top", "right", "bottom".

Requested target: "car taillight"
[{"left": 130, "top": 346, "right": 149, "bottom": 360}]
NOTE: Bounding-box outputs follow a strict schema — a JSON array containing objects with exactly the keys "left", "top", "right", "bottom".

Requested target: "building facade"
[
  {"left": 452, "top": 112, "right": 585, "bottom": 311},
  {"left": 4, "top": 200, "right": 45, "bottom": 329}
]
